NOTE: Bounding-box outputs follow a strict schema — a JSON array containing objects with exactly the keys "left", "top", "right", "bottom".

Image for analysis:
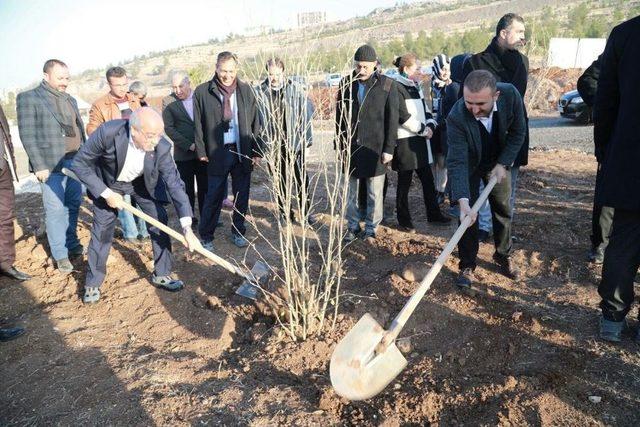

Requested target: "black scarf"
[
  {"left": 486, "top": 37, "right": 528, "bottom": 97},
  {"left": 214, "top": 75, "right": 237, "bottom": 122},
  {"left": 40, "top": 80, "right": 77, "bottom": 137}
]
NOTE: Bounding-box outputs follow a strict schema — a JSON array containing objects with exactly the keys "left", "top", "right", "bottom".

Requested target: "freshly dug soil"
[{"left": 1, "top": 149, "right": 639, "bottom": 425}]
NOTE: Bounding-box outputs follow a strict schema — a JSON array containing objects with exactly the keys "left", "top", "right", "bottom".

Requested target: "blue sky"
[{"left": 0, "top": 0, "right": 420, "bottom": 92}]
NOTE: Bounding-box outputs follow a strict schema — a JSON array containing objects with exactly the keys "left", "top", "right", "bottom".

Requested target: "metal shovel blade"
[
  {"left": 330, "top": 313, "right": 407, "bottom": 401},
  {"left": 235, "top": 261, "right": 270, "bottom": 300}
]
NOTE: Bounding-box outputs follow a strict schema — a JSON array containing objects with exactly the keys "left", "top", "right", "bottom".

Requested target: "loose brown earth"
[{"left": 1, "top": 149, "right": 639, "bottom": 426}]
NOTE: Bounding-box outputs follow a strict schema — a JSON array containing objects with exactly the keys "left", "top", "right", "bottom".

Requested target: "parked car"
[
  {"left": 325, "top": 73, "right": 342, "bottom": 87},
  {"left": 558, "top": 89, "right": 592, "bottom": 124}
]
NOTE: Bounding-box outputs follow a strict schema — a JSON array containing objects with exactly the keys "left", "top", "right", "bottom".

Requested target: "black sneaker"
[
  {"left": 428, "top": 214, "right": 452, "bottom": 226},
  {"left": 456, "top": 268, "right": 475, "bottom": 289},
  {"left": 493, "top": 253, "right": 522, "bottom": 280},
  {"left": 599, "top": 317, "right": 624, "bottom": 343},
  {"left": 343, "top": 228, "right": 360, "bottom": 243},
  {"left": 478, "top": 229, "right": 491, "bottom": 243},
  {"left": 398, "top": 223, "right": 416, "bottom": 234},
  {"left": 588, "top": 246, "right": 605, "bottom": 264}
]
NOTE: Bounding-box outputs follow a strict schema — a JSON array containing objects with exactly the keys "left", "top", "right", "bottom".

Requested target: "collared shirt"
[
  {"left": 116, "top": 134, "right": 147, "bottom": 182},
  {"left": 357, "top": 82, "right": 366, "bottom": 104},
  {"left": 476, "top": 102, "right": 498, "bottom": 133},
  {"left": 181, "top": 91, "right": 194, "bottom": 121},
  {"left": 100, "top": 135, "right": 192, "bottom": 228},
  {"left": 219, "top": 92, "right": 239, "bottom": 145}
]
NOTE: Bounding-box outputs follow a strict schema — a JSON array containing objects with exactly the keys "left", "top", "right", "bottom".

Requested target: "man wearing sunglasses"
[{"left": 71, "top": 107, "right": 201, "bottom": 304}]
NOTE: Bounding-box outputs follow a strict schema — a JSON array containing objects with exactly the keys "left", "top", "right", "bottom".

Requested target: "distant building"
[
  {"left": 547, "top": 38, "right": 606, "bottom": 68},
  {"left": 297, "top": 11, "right": 326, "bottom": 28}
]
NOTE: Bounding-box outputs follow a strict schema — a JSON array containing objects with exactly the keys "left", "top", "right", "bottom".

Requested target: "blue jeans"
[
  {"left": 347, "top": 174, "right": 385, "bottom": 234},
  {"left": 118, "top": 195, "right": 148, "bottom": 239},
  {"left": 510, "top": 166, "right": 520, "bottom": 221},
  {"left": 478, "top": 180, "right": 493, "bottom": 233},
  {"left": 40, "top": 157, "right": 82, "bottom": 261}
]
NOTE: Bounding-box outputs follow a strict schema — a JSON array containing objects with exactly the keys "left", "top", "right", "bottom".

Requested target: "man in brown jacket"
[
  {"left": 0, "top": 105, "right": 31, "bottom": 281},
  {"left": 88, "top": 66, "right": 147, "bottom": 241},
  {"left": 86, "top": 66, "right": 142, "bottom": 135}
]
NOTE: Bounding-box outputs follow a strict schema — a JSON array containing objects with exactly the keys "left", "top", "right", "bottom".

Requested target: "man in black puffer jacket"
[{"left": 462, "top": 13, "right": 529, "bottom": 228}]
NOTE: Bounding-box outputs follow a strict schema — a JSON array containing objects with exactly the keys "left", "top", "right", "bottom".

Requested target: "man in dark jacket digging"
[
  {"left": 71, "top": 108, "right": 201, "bottom": 304},
  {"left": 335, "top": 44, "right": 400, "bottom": 242},
  {"left": 447, "top": 71, "right": 526, "bottom": 288}
]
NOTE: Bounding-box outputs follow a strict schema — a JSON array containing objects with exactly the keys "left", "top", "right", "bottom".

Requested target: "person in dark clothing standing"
[
  {"left": 194, "top": 51, "right": 262, "bottom": 250},
  {"left": 256, "top": 57, "right": 316, "bottom": 225},
  {"left": 462, "top": 13, "right": 529, "bottom": 225},
  {"left": 430, "top": 53, "right": 451, "bottom": 205},
  {"left": 447, "top": 71, "right": 525, "bottom": 288},
  {"left": 163, "top": 71, "right": 208, "bottom": 227},
  {"left": 0, "top": 105, "right": 31, "bottom": 281},
  {"left": 593, "top": 16, "right": 640, "bottom": 343},
  {"left": 335, "top": 45, "right": 400, "bottom": 242},
  {"left": 577, "top": 55, "right": 611, "bottom": 264},
  {"left": 391, "top": 53, "right": 450, "bottom": 233}
]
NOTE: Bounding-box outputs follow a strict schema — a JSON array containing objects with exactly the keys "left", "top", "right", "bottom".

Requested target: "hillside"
[{"left": 3, "top": 0, "right": 639, "bottom": 109}]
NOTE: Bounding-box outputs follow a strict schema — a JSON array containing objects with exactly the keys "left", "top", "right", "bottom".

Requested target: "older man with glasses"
[{"left": 71, "top": 107, "right": 201, "bottom": 304}]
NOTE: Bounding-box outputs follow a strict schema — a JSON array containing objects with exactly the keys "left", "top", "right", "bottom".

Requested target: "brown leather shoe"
[{"left": 493, "top": 254, "right": 522, "bottom": 280}]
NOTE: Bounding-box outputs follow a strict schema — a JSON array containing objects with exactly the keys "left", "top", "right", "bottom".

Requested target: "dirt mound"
[{"left": 2, "top": 150, "right": 639, "bottom": 425}]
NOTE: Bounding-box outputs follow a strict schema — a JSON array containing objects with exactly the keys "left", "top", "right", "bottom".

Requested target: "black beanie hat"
[{"left": 354, "top": 44, "right": 377, "bottom": 62}]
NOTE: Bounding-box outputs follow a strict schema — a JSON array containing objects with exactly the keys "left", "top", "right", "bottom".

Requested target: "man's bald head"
[
  {"left": 171, "top": 71, "right": 192, "bottom": 100},
  {"left": 130, "top": 107, "right": 164, "bottom": 151}
]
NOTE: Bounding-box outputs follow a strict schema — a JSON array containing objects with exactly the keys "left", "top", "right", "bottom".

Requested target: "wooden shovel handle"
[
  {"left": 378, "top": 175, "right": 498, "bottom": 351},
  {"left": 61, "top": 168, "right": 247, "bottom": 278}
]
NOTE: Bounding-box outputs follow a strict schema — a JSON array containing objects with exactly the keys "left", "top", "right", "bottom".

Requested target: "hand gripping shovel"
[
  {"left": 61, "top": 168, "right": 268, "bottom": 293},
  {"left": 330, "top": 176, "right": 498, "bottom": 401}
]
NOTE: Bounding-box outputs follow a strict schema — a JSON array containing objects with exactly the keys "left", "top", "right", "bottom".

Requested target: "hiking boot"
[
  {"left": 231, "top": 233, "right": 249, "bottom": 248},
  {"left": 83, "top": 287, "right": 101, "bottom": 304},
  {"left": 456, "top": 268, "right": 475, "bottom": 289},
  {"left": 494, "top": 254, "right": 522, "bottom": 280},
  {"left": 151, "top": 274, "right": 184, "bottom": 292},
  {"left": 56, "top": 258, "right": 74, "bottom": 274},
  {"left": 599, "top": 317, "right": 624, "bottom": 343}
]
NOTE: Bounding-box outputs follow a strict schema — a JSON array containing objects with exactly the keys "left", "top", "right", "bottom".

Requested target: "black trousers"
[
  {"left": 590, "top": 163, "right": 614, "bottom": 251},
  {"left": 0, "top": 165, "right": 15, "bottom": 270},
  {"left": 86, "top": 180, "right": 172, "bottom": 288},
  {"left": 199, "top": 146, "right": 251, "bottom": 241},
  {"left": 457, "top": 171, "right": 512, "bottom": 270},
  {"left": 176, "top": 159, "right": 208, "bottom": 218},
  {"left": 599, "top": 209, "right": 640, "bottom": 321},
  {"left": 396, "top": 166, "right": 441, "bottom": 227},
  {"left": 270, "top": 149, "right": 309, "bottom": 217}
]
